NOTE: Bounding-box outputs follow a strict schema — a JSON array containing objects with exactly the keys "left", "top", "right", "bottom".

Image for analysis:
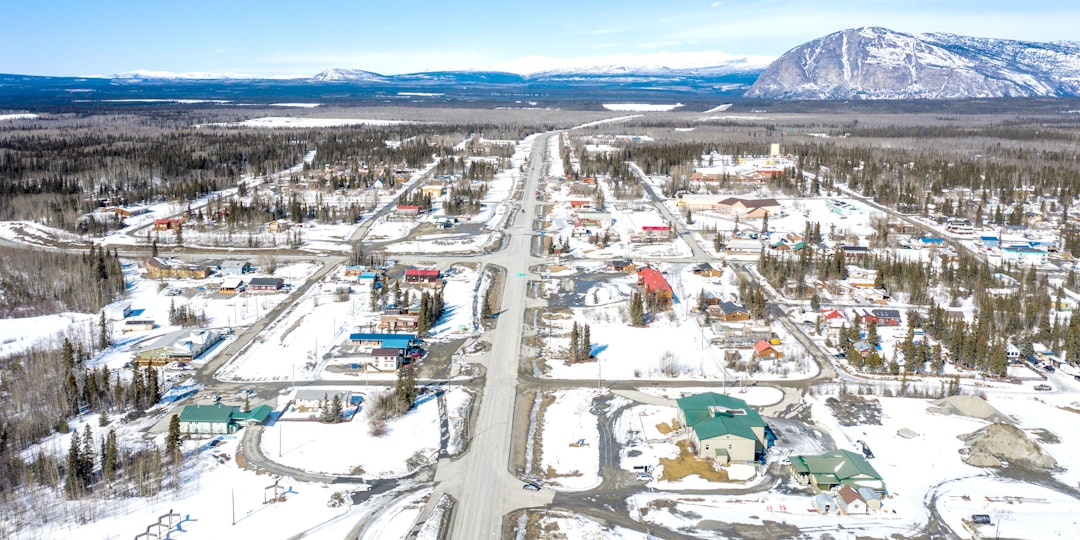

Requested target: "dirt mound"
[
  {"left": 825, "top": 393, "right": 882, "bottom": 426},
  {"left": 927, "top": 395, "right": 1012, "bottom": 423},
  {"left": 958, "top": 423, "right": 1057, "bottom": 470}
]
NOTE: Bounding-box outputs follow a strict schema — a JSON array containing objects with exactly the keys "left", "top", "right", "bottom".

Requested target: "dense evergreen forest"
[
  {"left": 0, "top": 245, "right": 125, "bottom": 318},
  {"left": 0, "top": 113, "right": 539, "bottom": 231}
]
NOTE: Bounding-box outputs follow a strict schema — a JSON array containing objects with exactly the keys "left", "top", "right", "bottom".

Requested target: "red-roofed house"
[
  {"left": 404, "top": 268, "right": 441, "bottom": 283},
  {"left": 754, "top": 339, "right": 783, "bottom": 359},
  {"left": 396, "top": 205, "right": 420, "bottom": 217},
  {"left": 637, "top": 267, "right": 672, "bottom": 300}
]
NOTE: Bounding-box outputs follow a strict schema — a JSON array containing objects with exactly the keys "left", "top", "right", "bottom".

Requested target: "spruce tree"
[
  {"left": 582, "top": 324, "right": 592, "bottom": 360},
  {"left": 166, "top": 414, "right": 182, "bottom": 463},
  {"left": 397, "top": 366, "right": 417, "bottom": 410},
  {"left": 98, "top": 311, "right": 110, "bottom": 350},
  {"left": 144, "top": 366, "right": 160, "bottom": 406},
  {"left": 330, "top": 394, "right": 343, "bottom": 422},
  {"left": 103, "top": 429, "right": 119, "bottom": 482},
  {"left": 65, "top": 431, "right": 82, "bottom": 497},
  {"left": 569, "top": 322, "right": 580, "bottom": 362},
  {"left": 630, "top": 293, "right": 645, "bottom": 326},
  {"left": 80, "top": 425, "right": 95, "bottom": 486}
]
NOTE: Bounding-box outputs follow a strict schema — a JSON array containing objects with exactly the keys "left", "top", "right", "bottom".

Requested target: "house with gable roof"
[
  {"left": 676, "top": 392, "right": 769, "bottom": 464},
  {"left": 789, "top": 449, "right": 886, "bottom": 495}
]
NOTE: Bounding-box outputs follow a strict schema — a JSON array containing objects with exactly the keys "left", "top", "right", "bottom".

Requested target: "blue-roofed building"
[
  {"left": 348, "top": 333, "right": 419, "bottom": 350},
  {"left": 979, "top": 236, "right": 1001, "bottom": 249},
  {"left": 918, "top": 237, "right": 943, "bottom": 247},
  {"left": 1000, "top": 245, "right": 1048, "bottom": 266}
]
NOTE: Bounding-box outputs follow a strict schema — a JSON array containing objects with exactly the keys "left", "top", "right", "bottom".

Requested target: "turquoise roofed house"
[
  {"left": 676, "top": 392, "right": 769, "bottom": 465},
  {"left": 348, "top": 332, "right": 420, "bottom": 350}
]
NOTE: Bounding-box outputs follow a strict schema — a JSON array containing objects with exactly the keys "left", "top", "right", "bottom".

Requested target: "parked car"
[
  {"left": 1034, "top": 384, "right": 1053, "bottom": 391},
  {"left": 636, "top": 473, "right": 652, "bottom": 481},
  {"left": 522, "top": 483, "right": 541, "bottom": 492},
  {"left": 971, "top": 514, "right": 992, "bottom": 525},
  {"left": 1073, "top": 374, "right": 1080, "bottom": 382},
  {"left": 1043, "top": 364, "right": 1056, "bottom": 373}
]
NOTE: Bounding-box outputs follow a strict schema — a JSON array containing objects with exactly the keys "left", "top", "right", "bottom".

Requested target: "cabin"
[
  {"left": 717, "top": 302, "right": 751, "bottom": 322},
  {"left": 152, "top": 218, "right": 184, "bottom": 233},
  {"left": 753, "top": 339, "right": 783, "bottom": 359}
]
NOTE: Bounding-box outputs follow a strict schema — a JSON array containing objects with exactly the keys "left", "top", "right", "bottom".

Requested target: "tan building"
[{"left": 676, "top": 392, "right": 768, "bottom": 465}]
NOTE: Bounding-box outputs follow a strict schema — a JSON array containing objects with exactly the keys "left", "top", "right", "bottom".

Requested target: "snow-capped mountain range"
[
  {"left": 746, "top": 27, "right": 1080, "bottom": 99},
  {"left": 47, "top": 28, "right": 1080, "bottom": 100}
]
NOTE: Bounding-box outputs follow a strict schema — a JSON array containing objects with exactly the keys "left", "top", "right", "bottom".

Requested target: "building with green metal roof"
[
  {"left": 177, "top": 403, "right": 273, "bottom": 437},
  {"left": 676, "top": 392, "right": 768, "bottom": 464},
  {"left": 789, "top": 449, "right": 886, "bottom": 495}
]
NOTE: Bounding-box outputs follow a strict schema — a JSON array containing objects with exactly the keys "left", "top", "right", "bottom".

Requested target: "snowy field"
[
  {"left": 514, "top": 511, "right": 649, "bottom": 539},
  {"left": 204, "top": 117, "right": 416, "bottom": 128},
  {"left": 18, "top": 435, "right": 371, "bottom": 540},
  {"left": 0, "top": 113, "right": 39, "bottom": 121},
  {"left": 217, "top": 277, "right": 365, "bottom": 382},
  {"left": 602, "top": 103, "right": 684, "bottom": 112},
  {"left": 536, "top": 389, "right": 602, "bottom": 491},
  {"left": 0, "top": 312, "right": 96, "bottom": 356},
  {"left": 262, "top": 389, "right": 445, "bottom": 478}
]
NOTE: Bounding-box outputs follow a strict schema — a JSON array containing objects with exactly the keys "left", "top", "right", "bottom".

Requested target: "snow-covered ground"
[
  {"left": 203, "top": 117, "right": 416, "bottom": 128},
  {"left": 603, "top": 103, "right": 683, "bottom": 112},
  {"left": 16, "top": 435, "right": 371, "bottom": 540},
  {"left": 536, "top": 389, "right": 602, "bottom": 490},
  {"left": 0, "top": 312, "right": 96, "bottom": 356},
  {"left": 262, "top": 389, "right": 443, "bottom": 478},
  {"left": 0, "top": 113, "right": 39, "bottom": 121}
]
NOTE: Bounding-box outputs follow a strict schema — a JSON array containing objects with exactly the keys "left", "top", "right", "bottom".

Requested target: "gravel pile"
[
  {"left": 926, "top": 395, "right": 1012, "bottom": 423},
  {"left": 958, "top": 423, "right": 1058, "bottom": 469}
]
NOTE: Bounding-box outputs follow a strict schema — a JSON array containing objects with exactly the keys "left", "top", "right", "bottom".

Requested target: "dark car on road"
[{"left": 522, "top": 483, "right": 541, "bottom": 491}]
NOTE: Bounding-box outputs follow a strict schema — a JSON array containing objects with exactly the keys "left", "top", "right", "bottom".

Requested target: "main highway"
[{"left": 432, "top": 133, "right": 554, "bottom": 538}]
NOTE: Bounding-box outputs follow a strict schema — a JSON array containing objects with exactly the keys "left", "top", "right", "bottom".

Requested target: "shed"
[
  {"left": 858, "top": 487, "right": 882, "bottom": 512},
  {"left": 219, "top": 278, "right": 246, "bottom": 295},
  {"left": 813, "top": 493, "right": 835, "bottom": 514}
]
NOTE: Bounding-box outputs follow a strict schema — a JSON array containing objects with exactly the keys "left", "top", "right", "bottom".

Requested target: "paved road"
[
  {"left": 628, "top": 161, "right": 710, "bottom": 260},
  {"left": 433, "top": 134, "right": 554, "bottom": 539}
]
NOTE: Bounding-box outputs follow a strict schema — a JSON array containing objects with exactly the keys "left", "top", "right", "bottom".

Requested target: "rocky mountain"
[
  {"left": 746, "top": 27, "right": 1080, "bottom": 99},
  {"left": 310, "top": 68, "right": 387, "bottom": 83}
]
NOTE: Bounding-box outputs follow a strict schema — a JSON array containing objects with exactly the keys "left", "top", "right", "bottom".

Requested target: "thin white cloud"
[{"left": 587, "top": 27, "right": 632, "bottom": 35}]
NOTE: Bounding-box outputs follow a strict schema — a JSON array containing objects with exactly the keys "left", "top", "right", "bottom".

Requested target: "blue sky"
[{"left": 2, "top": 0, "right": 1077, "bottom": 76}]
